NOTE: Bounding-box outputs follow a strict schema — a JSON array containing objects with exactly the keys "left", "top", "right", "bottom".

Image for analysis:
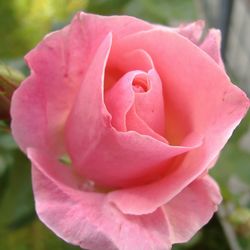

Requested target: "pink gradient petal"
[
  {"left": 164, "top": 175, "right": 222, "bottom": 243},
  {"left": 11, "top": 11, "right": 152, "bottom": 153},
  {"left": 172, "top": 21, "right": 224, "bottom": 68},
  {"left": 121, "top": 49, "right": 155, "bottom": 72},
  {"left": 111, "top": 29, "right": 249, "bottom": 141},
  {"left": 31, "top": 152, "right": 171, "bottom": 250},
  {"left": 199, "top": 29, "right": 224, "bottom": 68},
  {"left": 64, "top": 30, "right": 112, "bottom": 167},
  {"left": 104, "top": 49, "right": 154, "bottom": 90},
  {"left": 134, "top": 69, "right": 166, "bottom": 136},
  {"left": 126, "top": 106, "right": 168, "bottom": 143},
  {"left": 105, "top": 70, "right": 146, "bottom": 132},
  {"left": 66, "top": 31, "right": 200, "bottom": 188},
  {"left": 29, "top": 147, "right": 221, "bottom": 249},
  {"left": 76, "top": 12, "right": 152, "bottom": 40},
  {"left": 110, "top": 49, "right": 154, "bottom": 74},
  {"left": 66, "top": 123, "right": 200, "bottom": 188},
  {"left": 106, "top": 29, "right": 249, "bottom": 214},
  {"left": 105, "top": 68, "right": 167, "bottom": 142},
  {"left": 176, "top": 20, "right": 205, "bottom": 44},
  {"left": 11, "top": 20, "right": 92, "bottom": 153},
  {"left": 10, "top": 76, "right": 47, "bottom": 152}
]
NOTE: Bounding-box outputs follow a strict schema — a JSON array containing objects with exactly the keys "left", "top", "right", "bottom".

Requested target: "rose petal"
[
  {"left": 120, "top": 49, "right": 155, "bottom": 72},
  {"left": 10, "top": 16, "right": 98, "bottom": 153},
  {"left": 30, "top": 147, "right": 221, "bottom": 249},
  {"left": 176, "top": 20, "right": 205, "bottom": 44},
  {"left": 133, "top": 69, "right": 166, "bottom": 136},
  {"left": 31, "top": 152, "right": 171, "bottom": 250},
  {"left": 11, "top": 11, "right": 152, "bottom": 153},
  {"left": 112, "top": 28, "right": 250, "bottom": 144},
  {"left": 164, "top": 175, "right": 222, "bottom": 243},
  {"left": 76, "top": 12, "right": 152, "bottom": 39},
  {"left": 106, "top": 29, "right": 249, "bottom": 214},
  {"left": 126, "top": 106, "right": 168, "bottom": 143},
  {"left": 105, "top": 48, "right": 155, "bottom": 89},
  {"left": 66, "top": 122, "right": 200, "bottom": 188},
  {"left": 105, "top": 70, "right": 147, "bottom": 132},
  {"left": 159, "top": 21, "right": 224, "bottom": 69},
  {"left": 65, "top": 28, "right": 201, "bottom": 189},
  {"left": 10, "top": 75, "right": 47, "bottom": 152},
  {"left": 105, "top": 69, "right": 167, "bottom": 142},
  {"left": 108, "top": 48, "right": 155, "bottom": 75},
  {"left": 28, "top": 148, "right": 79, "bottom": 191},
  {"left": 199, "top": 29, "right": 224, "bottom": 68}
]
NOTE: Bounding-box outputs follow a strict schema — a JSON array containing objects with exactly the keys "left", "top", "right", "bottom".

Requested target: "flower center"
[{"left": 132, "top": 75, "right": 149, "bottom": 93}]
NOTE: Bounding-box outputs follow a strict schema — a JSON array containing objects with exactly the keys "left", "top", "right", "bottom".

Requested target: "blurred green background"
[{"left": 0, "top": 0, "right": 249, "bottom": 249}]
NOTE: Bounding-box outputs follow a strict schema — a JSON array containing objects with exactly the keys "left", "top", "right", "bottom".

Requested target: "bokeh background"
[{"left": 0, "top": 0, "right": 249, "bottom": 249}]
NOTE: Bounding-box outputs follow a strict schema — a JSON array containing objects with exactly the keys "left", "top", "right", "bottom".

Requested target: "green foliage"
[
  {"left": 0, "top": 63, "right": 25, "bottom": 84},
  {"left": 0, "top": 0, "right": 197, "bottom": 59},
  {"left": 0, "top": 64, "right": 24, "bottom": 120},
  {"left": 173, "top": 216, "right": 230, "bottom": 250},
  {"left": 0, "top": 131, "right": 81, "bottom": 249},
  {"left": 123, "top": 0, "right": 197, "bottom": 24},
  {"left": 211, "top": 113, "right": 250, "bottom": 249},
  {"left": 86, "top": 0, "right": 197, "bottom": 24},
  {"left": 0, "top": 0, "right": 87, "bottom": 59},
  {"left": 86, "top": 0, "right": 131, "bottom": 15}
]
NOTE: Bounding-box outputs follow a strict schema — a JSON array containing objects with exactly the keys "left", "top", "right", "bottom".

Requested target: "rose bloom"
[{"left": 11, "top": 12, "right": 249, "bottom": 250}]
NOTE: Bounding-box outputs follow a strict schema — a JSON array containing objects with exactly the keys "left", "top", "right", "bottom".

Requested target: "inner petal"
[
  {"left": 105, "top": 70, "right": 145, "bottom": 132},
  {"left": 133, "top": 69, "right": 166, "bottom": 137},
  {"left": 105, "top": 69, "right": 167, "bottom": 143},
  {"left": 132, "top": 74, "right": 150, "bottom": 93},
  {"left": 105, "top": 48, "right": 154, "bottom": 91}
]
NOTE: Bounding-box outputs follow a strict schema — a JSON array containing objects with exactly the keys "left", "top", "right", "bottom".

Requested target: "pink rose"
[{"left": 11, "top": 12, "right": 249, "bottom": 250}]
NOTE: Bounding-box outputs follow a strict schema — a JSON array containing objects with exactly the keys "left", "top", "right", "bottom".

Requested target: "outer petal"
[
  {"left": 133, "top": 69, "right": 166, "bottom": 137},
  {"left": 11, "top": 11, "right": 152, "bottom": 153},
  {"left": 31, "top": 151, "right": 171, "bottom": 250},
  {"left": 66, "top": 125, "right": 200, "bottom": 189},
  {"left": 164, "top": 175, "right": 222, "bottom": 243},
  {"left": 29, "top": 148, "right": 221, "bottom": 249},
  {"left": 107, "top": 29, "right": 249, "bottom": 214},
  {"left": 169, "top": 21, "right": 224, "bottom": 68},
  {"left": 199, "top": 29, "right": 224, "bottom": 68},
  {"left": 10, "top": 75, "right": 48, "bottom": 152},
  {"left": 175, "top": 20, "right": 205, "bottom": 44},
  {"left": 105, "top": 70, "right": 148, "bottom": 132}
]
